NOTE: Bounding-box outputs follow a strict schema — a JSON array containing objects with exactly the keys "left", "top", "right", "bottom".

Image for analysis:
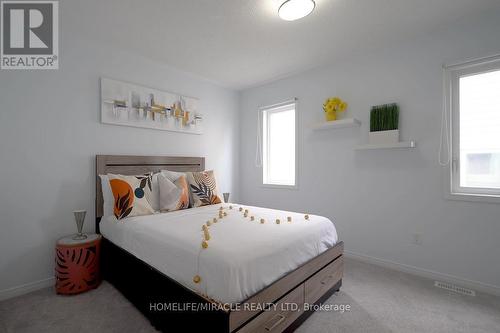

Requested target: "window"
[
  {"left": 261, "top": 102, "right": 297, "bottom": 187},
  {"left": 447, "top": 56, "right": 500, "bottom": 199}
]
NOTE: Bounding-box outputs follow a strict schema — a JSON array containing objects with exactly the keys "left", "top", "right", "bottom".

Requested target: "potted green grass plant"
[{"left": 369, "top": 103, "right": 400, "bottom": 144}]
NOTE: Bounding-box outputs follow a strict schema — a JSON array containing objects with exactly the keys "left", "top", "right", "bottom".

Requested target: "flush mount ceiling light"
[{"left": 278, "top": 0, "right": 315, "bottom": 21}]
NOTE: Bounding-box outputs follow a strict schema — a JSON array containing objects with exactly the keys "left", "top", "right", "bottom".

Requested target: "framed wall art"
[{"left": 100, "top": 78, "right": 202, "bottom": 134}]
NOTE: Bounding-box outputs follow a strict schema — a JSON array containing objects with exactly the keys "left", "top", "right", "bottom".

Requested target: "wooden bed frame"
[{"left": 96, "top": 155, "right": 344, "bottom": 332}]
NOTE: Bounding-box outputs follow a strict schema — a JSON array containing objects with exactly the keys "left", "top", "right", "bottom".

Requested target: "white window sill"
[
  {"left": 445, "top": 192, "right": 500, "bottom": 204},
  {"left": 261, "top": 183, "right": 299, "bottom": 190}
]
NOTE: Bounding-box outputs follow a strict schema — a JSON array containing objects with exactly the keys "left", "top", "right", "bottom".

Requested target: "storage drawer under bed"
[
  {"left": 305, "top": 255, "right": 344, "bottom": 305},
  {"left": 237, "top": 284, "right": 304, "bottom": 333},
  {"left": 236, "top": 255, "right": 343, "bottom": 333}
]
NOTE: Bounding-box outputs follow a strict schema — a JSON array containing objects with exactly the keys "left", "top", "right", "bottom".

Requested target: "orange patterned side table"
[{"left": 55, "top": 234, "right": 102, "bottom": 295}]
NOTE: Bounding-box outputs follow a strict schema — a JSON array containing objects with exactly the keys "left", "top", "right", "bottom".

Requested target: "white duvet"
[{"left": 100, "top": 203, "right": 338, "bottom": 304}]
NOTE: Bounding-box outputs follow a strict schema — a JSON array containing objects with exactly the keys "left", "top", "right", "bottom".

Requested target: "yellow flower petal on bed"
[
  {"left": 287, "top": 216, "right": 292, "bottom": 222},
  {"left": 207, "top": 221, "right": 212, "bottom": 226},
  {"left": 213, "top": 218, "right": 218, "bottom": 223},
  {"left": 260, "top": 218, "right": 265, "bottom": 224},
  {"left": 193, "top": 275, "right": 201, "bottom": 283},
  {"left": 304, "top": 214, "right": 309, "bottom": 220},
  {"left": 250, "top": 216, "right": 255, "bottom": 221},
  {"left": 202, "top": 225, "right": 208, "bottom": 231},
  {"left": 202, "top": 240, "right": 209, "bottom": 249},
  {"left": 223, "top": 212, "right": 227, "bottom": 217},
  {"left": 239, "top": 207, "right": 243, "bottom": 212},
  {"left": 204, "top": 228, "right": 210, "bottom": 241},
  {"left": 276, "top": 219, "right": 280, "bottom": 224}
]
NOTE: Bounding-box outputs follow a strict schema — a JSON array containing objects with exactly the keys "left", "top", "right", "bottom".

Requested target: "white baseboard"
[
  {"left": 0, "top": 277, "right": 54, "bottom": 301},
  {"left": 344, "top": 251, "right": 500, "bottom": 297}
]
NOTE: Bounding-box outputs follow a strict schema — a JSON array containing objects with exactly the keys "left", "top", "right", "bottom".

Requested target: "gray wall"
[
  {"left": 0, "top": 12, "right": 239, "bottom": 295},
  {"left": 238, "top": 11, "right": 500, "bottom": 292}
]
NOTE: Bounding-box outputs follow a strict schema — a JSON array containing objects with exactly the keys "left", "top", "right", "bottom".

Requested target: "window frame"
[
  {"left": 260, "top": 101, "right": 299, "bottom": 189},
  {"left": 445, "top": 55, "right": 500, "bottom": 203}
]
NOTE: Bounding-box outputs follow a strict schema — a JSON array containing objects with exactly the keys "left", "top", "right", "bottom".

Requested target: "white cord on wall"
[
  {"left": 255, "top": 109, "right": 263, "bottom": 167},
  {"left": 439, "top": 66, "right": 451, "bottom": 166}
]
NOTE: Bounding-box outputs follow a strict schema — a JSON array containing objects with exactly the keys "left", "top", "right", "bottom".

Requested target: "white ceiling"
[{"left": 69, "top": 0, "right": 500, "bottom": 90}]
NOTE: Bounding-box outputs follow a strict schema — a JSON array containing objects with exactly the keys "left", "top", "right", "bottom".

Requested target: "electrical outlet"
[{"left": 412, "top": 233, "right": 423, "bottom": 245}]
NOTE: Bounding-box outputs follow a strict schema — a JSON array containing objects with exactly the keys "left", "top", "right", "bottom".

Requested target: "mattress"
[{"left": 100, "top": 203, "right": 338, "bottom": 304}]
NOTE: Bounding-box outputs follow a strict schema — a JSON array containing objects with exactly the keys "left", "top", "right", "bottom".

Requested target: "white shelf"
[
  {"left": 355, "top": 141, "right": 416, "bottom": 150},
  {"left": 312, "top": 118, "right": 361, "bottom": 130}
]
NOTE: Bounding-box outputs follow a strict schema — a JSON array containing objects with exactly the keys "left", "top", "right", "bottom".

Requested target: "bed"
[{"left": 96, "top": 155, "right": 344, "bottom": 332}]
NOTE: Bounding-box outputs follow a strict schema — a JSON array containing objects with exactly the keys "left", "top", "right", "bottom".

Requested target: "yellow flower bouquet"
[{"left": 323, "top": 97, "right": 348, "bottom": 121}]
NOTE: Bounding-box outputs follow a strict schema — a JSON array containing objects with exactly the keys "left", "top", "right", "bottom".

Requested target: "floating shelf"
[
  {"left": 312, "top": 118, "right": 361, "bottom": 130},
  {"left": 355, "top": 141, "right": 416, "bottom": 150}
]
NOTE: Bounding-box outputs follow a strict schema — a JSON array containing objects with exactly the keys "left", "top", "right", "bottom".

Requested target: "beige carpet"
[{"left": 1, "top": 258, "right": 499, "bottom": 333}]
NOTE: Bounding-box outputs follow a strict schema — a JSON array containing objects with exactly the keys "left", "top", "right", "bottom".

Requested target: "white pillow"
[
  {"left": 150, "top": 172, "right": 160, "bottom": 211},
  {"left": 160, "top": 170, "right": 186, "bottom": 182},
  {"left": 158, "top": 174, "right": 186, "bottom": 212},
  {"left": 99, "top": 175, "right": 114, "bottom": 218},
  {"left": 160, "top": 170, "right": 190, "bottom": 208}
]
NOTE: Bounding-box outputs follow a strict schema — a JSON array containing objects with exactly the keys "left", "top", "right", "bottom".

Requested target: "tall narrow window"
[
  {"left": 262, "top": 102, "right": 296, "bottom": 187},
  {"left": 447, "top": 56, "right": 500, "bottom": 199}
]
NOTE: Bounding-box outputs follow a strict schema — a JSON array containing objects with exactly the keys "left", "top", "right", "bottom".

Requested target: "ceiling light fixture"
[{"left": 278, "top": 0, "right": 315, "bottom": 21}]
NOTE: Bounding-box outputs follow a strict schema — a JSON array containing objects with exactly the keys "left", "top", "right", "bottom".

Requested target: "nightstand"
[{"left": 55, "top": 234, "right": 102, "bottom": 295}]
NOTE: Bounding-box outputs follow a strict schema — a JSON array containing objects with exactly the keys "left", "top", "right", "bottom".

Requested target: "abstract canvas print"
[{"left": 101, "top": 78, "right": 202, "bottom": 134}]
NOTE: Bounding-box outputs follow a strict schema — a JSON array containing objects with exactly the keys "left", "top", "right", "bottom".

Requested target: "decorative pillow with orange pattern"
[
  {"left": 108, "top": 173, "right": 155, "bottom": 220},
  {"left": 186, "top": 170, "right": 222, "bottom": 207},
  {"left": 158, "top": 173, "right": 190, "bottom": 212}
]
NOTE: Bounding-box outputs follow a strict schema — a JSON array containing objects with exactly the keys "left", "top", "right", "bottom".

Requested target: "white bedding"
[{"left": 100, "top": 203, "right": 338, "bottom": 304}]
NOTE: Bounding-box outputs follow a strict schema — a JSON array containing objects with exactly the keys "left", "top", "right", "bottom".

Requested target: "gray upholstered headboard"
[{"left": 95, "top": 155, "right": 205, "bottom": 232}]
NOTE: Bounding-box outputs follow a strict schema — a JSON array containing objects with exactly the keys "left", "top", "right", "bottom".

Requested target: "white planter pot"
[{"left": 368, "top": 129, "right": 399, "bottom": 145}]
